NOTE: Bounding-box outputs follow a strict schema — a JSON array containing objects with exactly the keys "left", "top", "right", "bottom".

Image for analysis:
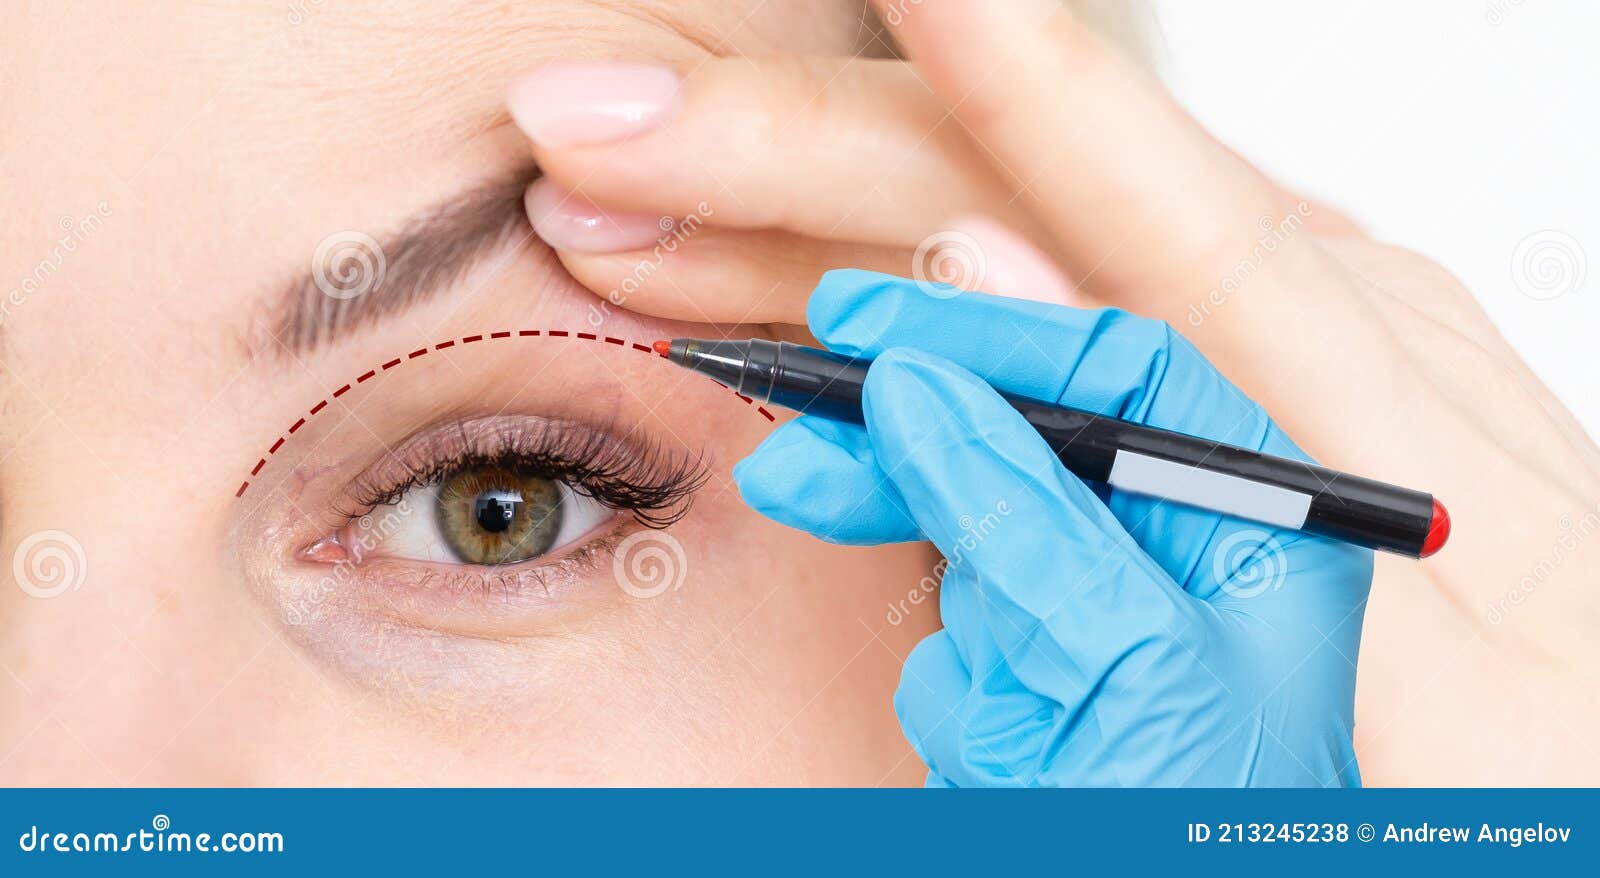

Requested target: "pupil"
[
  {"left": 436, "top": 469, "right": 562, "bottom": 566},
  {"left": 473, "top": 492, "right": 521, "bottom": 534}
]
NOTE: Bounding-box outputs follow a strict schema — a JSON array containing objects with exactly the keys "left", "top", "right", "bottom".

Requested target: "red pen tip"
[
  {"left": 1420, "top": 498, "right": 1451, "bottom": 558},
  {"left": 652, "top": 339, "right": 671, "bottom": 357}
]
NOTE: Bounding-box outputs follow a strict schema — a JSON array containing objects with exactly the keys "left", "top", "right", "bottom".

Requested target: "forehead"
[
  {"left": 9, "top": 1, "right": 870, "bottom": 160},
  {"left": 8, "top": 5, "right": 680, "bottom": 161},
  {"left": 0, "top": 0, "right": 867, "bottom": 357}
]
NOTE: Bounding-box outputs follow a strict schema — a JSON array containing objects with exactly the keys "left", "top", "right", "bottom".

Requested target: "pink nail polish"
[
  {"left": 525, "top": 179, "right": 668, "bottom": 253},
  {"left": 508, "top": 62, "right": 682, "bottom": 147}
]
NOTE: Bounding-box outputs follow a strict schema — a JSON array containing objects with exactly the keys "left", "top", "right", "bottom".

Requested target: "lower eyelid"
[
  {"left": 252, "top": 532, "right": 627, "bottom": 691},
  {"left": 287, "top": 522, "right": 633, "bottom": 639}
]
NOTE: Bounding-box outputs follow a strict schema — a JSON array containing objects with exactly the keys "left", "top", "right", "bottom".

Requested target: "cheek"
[
  {"left": 595, "top": 494, "right": 939, "bottom": 784},
  {"left": 660, "top": 476, "right": 942, "bottom": 692}
]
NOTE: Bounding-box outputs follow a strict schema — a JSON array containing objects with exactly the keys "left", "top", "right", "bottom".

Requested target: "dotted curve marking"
[{"left": 236, "top": 330, "right": 776, "bottom": 498}]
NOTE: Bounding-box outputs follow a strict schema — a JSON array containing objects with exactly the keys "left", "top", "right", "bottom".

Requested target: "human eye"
[
  {"left": 299, "top": 414, "right": 705, "bottom": 597},
  {"left": 371, "top": 469, "right": 608, "bottom": 566}
]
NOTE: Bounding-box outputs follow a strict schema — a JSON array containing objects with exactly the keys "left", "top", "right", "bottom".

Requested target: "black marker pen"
[{"left": 655, "top": 337, "right": 1451, "bottom": 558}]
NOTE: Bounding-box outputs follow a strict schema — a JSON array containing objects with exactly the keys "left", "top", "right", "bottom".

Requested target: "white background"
[{"left": 1150, "top": 0, "right": 1597, "bottom": 436}]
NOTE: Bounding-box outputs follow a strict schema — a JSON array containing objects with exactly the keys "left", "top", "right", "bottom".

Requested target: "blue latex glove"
[{"left": 734, "top": 270, "right": 1374, "bottom": 787}]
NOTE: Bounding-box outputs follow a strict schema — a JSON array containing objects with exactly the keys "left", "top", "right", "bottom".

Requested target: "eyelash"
[{"left": 338, "top": 417, "right": 709, "bottom": 535}]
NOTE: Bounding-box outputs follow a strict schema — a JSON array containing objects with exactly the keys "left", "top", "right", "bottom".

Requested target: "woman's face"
[{"left": 0, "top": 1, "right": 936, "bottom": 784}]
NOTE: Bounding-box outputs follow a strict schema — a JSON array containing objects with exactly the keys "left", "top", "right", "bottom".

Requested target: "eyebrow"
[{"left": 268, "top": 163, "right": 539, "bottom": 357}]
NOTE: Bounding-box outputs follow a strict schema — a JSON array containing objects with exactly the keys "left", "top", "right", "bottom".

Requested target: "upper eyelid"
[{"left": 337, "top": 413, "right": 707, "bottom": 526}]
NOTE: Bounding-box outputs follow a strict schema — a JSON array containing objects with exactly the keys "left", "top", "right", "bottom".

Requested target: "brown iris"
[{"left": 435, "top": 465, "right": 564, "bottom": 565}]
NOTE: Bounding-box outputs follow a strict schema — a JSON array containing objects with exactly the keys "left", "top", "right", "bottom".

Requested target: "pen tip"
[{"left": 652, "top": 339, "right": 671, "bottom": 357}]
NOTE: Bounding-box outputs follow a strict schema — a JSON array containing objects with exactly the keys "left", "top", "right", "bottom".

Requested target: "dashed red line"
[{"left": 236, "top": 330, "right": 782, "bottom": 498}]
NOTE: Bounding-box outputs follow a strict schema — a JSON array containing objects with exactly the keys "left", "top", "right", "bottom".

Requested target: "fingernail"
[
  {"left": 940, "top": 214, "right": 1078, "bottom": 306},
  {"left": 507, "top": 62, "right": 682, "bottom": 147},
  {"left": 524, "top": 179, "right": 668, "bottom": 253}
]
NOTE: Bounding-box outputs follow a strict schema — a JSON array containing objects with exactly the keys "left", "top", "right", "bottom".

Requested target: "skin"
[
  {"left": 0, "top": 1, "right": 938, "bottom": 785},
  {"left": 3, "top": 0, "right": 1593, "bottom": 788},
  {"left": 515, "top": 0, "right": 1600, "bottom": 783}
]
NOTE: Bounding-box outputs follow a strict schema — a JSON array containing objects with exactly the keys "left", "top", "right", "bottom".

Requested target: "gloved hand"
[{"left": 734, "top": 270, "right": 1374, "bottom": 787}]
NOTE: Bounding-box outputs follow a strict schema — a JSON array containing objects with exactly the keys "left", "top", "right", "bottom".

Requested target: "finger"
[
  {"left": 1210, "top": 135, "right": 1369, "bottom": 239},
  {"left": 895, "top": 629, "right": 1054, "bottom": 788},
  {"left": 872, "top": 0, "right": 1286, "bottom": 298},
  {"left": 526, "top": 179, "right": 908, "bottom": 324},
  {"left": 894, "top": 631, "right": 981, "bottom": 787},
  {"left": 861, "top": 348, "right": 1195, "bottom": 685},
  {"left": 936, "top": 564, "right": 1063, "bottom": 787},
  {"left": 931, "top": 214, "right": 1099, "bottom": 308},
  {"left": 508, "top": 57, "right": 1044, "bottom": 249},
  {"left": 812, "top": 270, "right": 1285, "bottom": 451},
  {"left": 732, "top": 418, "right": 919, "bottom": 545}
]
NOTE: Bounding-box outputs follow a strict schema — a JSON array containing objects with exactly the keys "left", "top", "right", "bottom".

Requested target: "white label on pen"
[{"left": 1107, "top": 451, "right": 1312, "bottom": 529}]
